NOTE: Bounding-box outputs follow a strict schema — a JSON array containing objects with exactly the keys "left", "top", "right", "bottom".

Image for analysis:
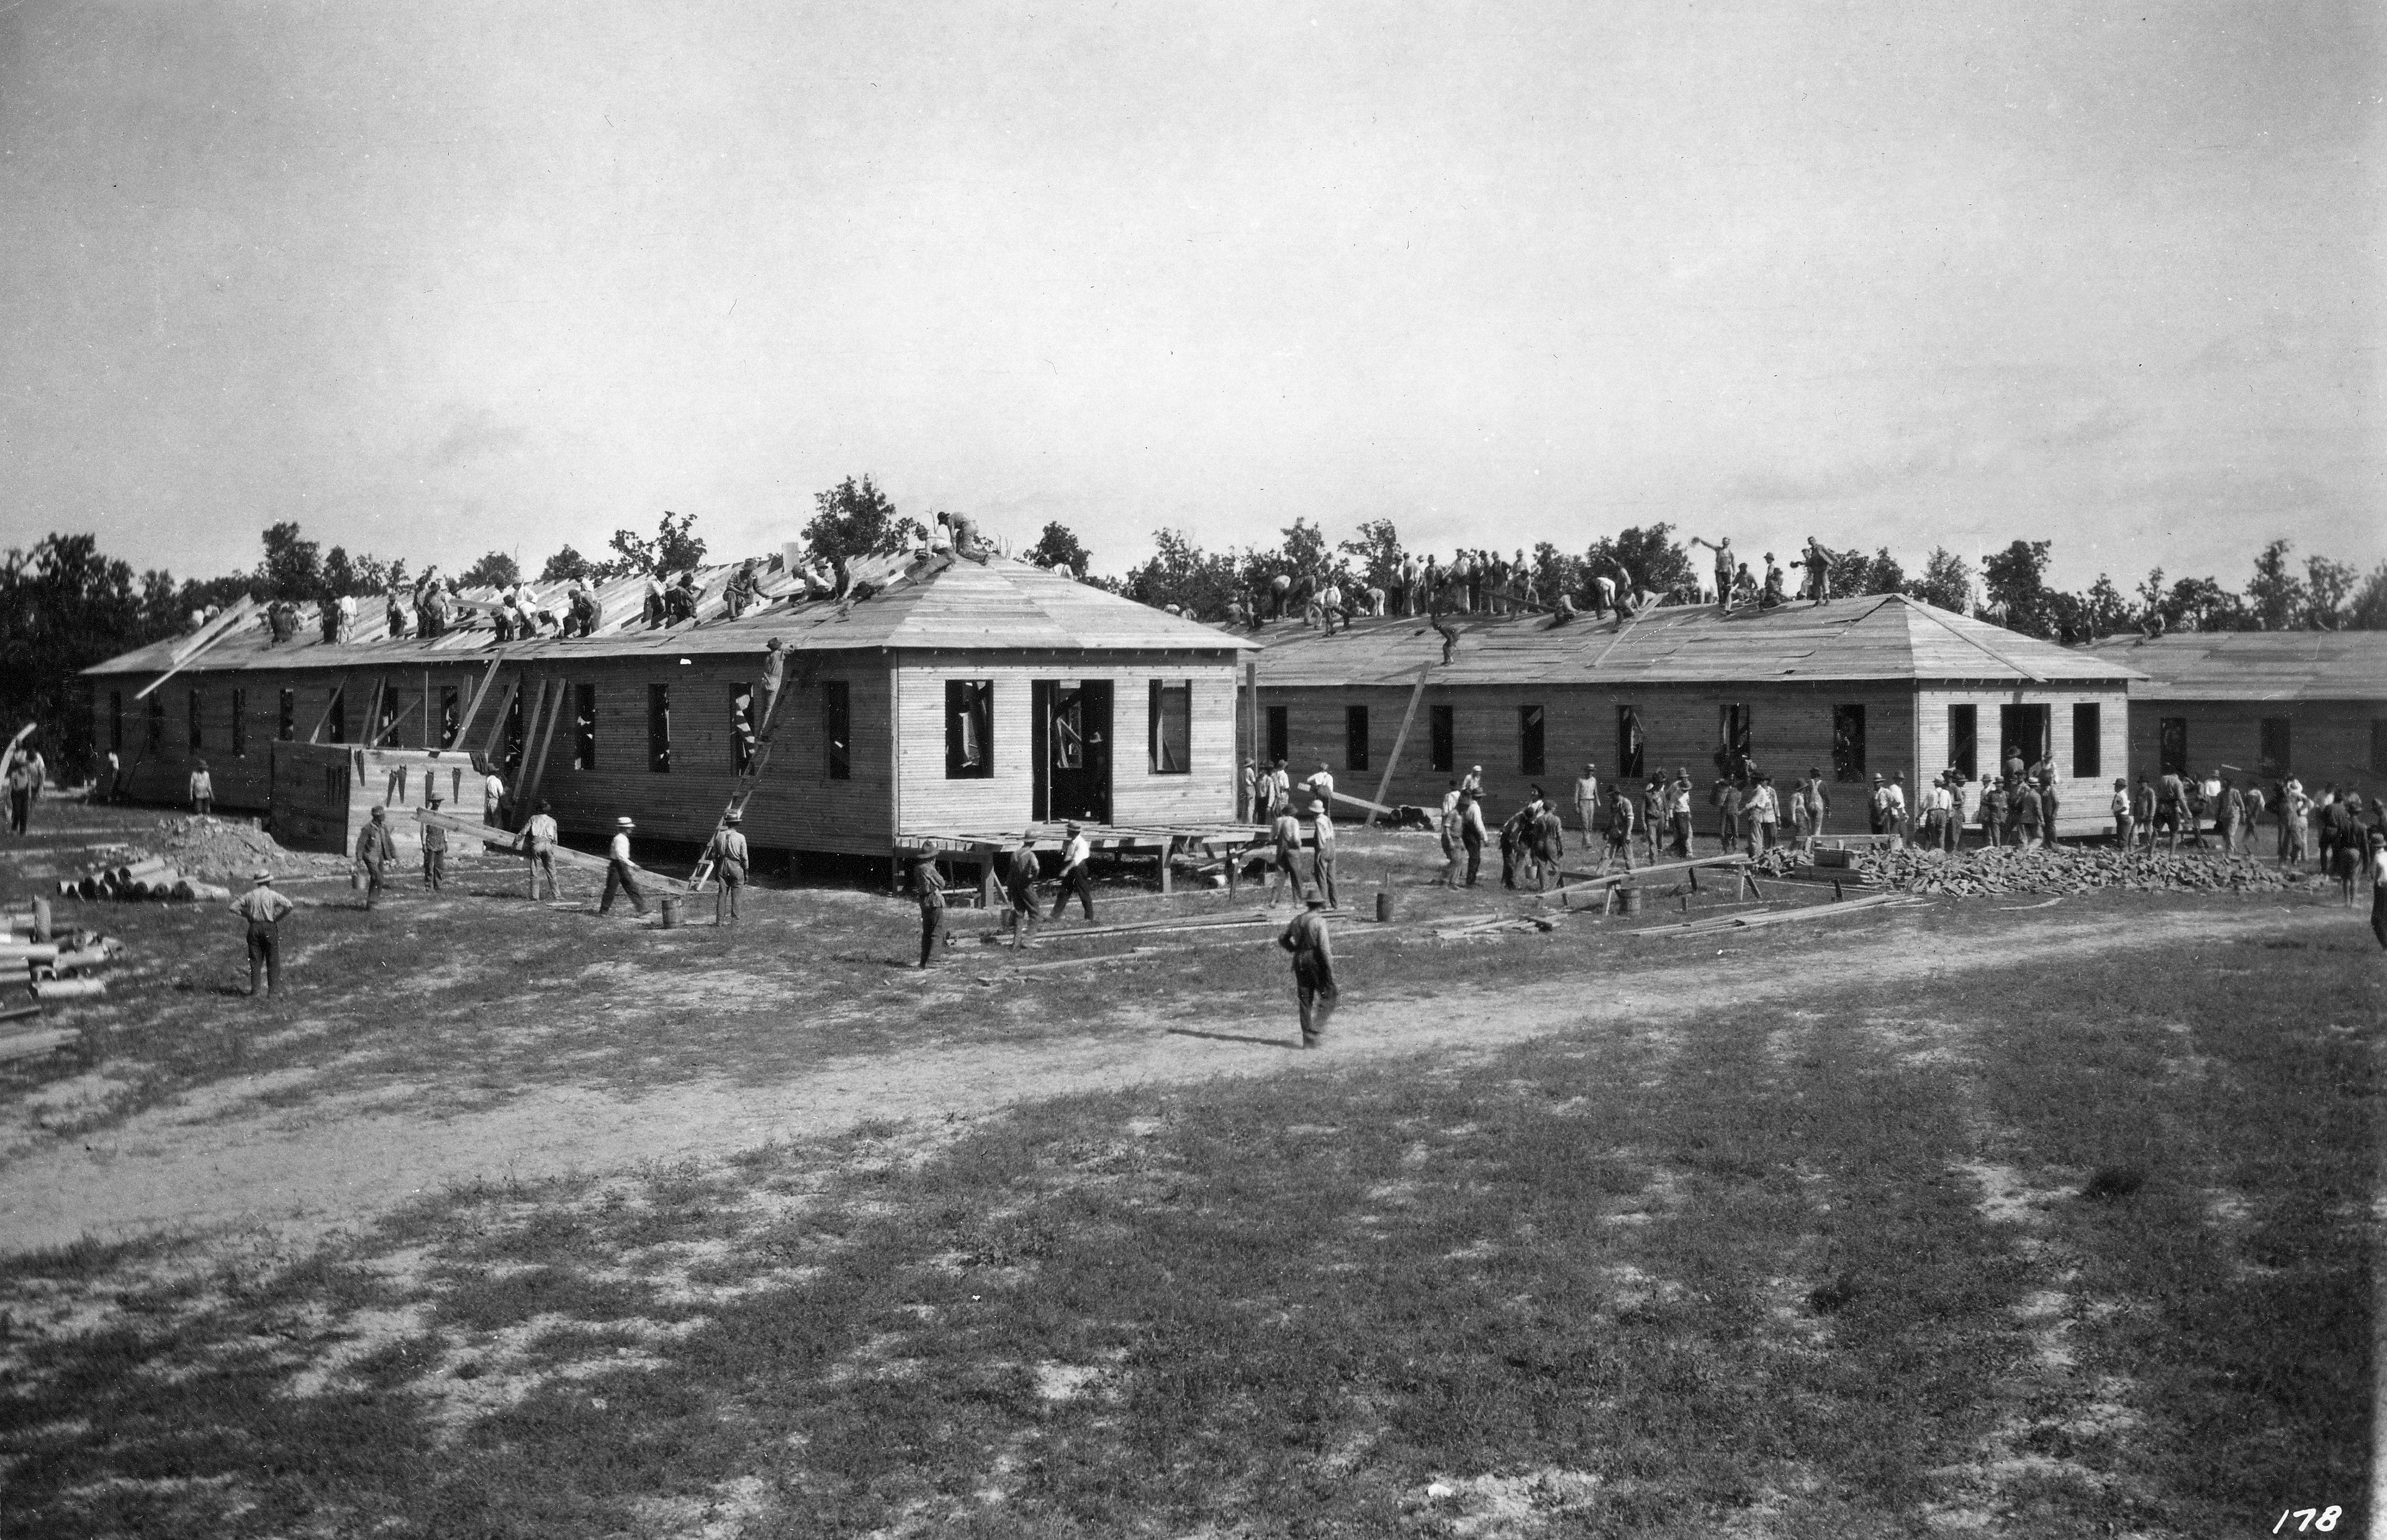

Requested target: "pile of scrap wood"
[
  {"left": 53, "top": 853, "right": 232, "bottom": 903},
  {"left": 1754, "top": 842, "right": 2301, "bottom": 897},
  {"left": 1631, "top": 889, "right": 1926, "bottom": 938}
]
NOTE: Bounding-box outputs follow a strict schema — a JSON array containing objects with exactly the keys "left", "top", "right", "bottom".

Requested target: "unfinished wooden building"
[
  {"left": 2075, "top": 630, "right": 2387, "bottom": 803},
  {"left": 83, "top": 556, "right": 1257, "bottom": 871},
  {"left": 1242, "top": 593, "right": 2144, "bottom": 835}
]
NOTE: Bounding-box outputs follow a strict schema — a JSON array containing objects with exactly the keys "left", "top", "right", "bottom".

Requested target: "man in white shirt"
[
  {"left": 1049, "top": 823, "right": 1096, "bottom": 922},
  {"left": 1305, "top": 761, "right": 1336, "bottom": 816},
  {"left": 1880, "top": 774, "right": 1910, "bottom": 849},
  {"left": 1744, "top": 774, "right": 1779, "bottom": 856},
  {"left": 188, "top": 760, "right": 214, "bottom": 816},
  {"left": 523, "top": 798, "right": 561, "bottom": 901},
  {"left": 1919, "top": 777, "right": 1953, "bottom": 852},
  {"left": 482, "top": 768, "right": 507, "bottom": 853},
  {"left": 600, "top": 815, "right": 648, "bottom": 917},
  {"left": 1267, "top": 806, "right": 1306, "bottom": 906},
  {"left": 1270, "top": 760, "right": 1292, "bottom": 813},
  {"left": 1461, "top": 764, "right": 1483, "bottom": 797},
  {"left": 1309, "top": 799, "right": 1339, "bottom": 909},
  {"left": 1437, "top": 781, "right": 1464, "bottom": 885},
  {"left": 1571, "top": 763, "right": 1599, "bottom": 835}
]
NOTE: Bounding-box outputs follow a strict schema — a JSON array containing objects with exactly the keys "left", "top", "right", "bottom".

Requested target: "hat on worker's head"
[
  {"left": 616, "top": 816, "right": 635, "bottom": 828},
  {"left": 1871, "top": 774, "right": 1884, "bottom": 783},
  {"left": 426, "top": 796, "right": 442, "bottom": 808},
  {"left": 1305, "top": 891, "right": 1327, "bottom": 909},
  {"left": 1066, "top": 822, "right": 1081, "bottom": 833},
  {"left": 371, "top": 804, "right": 386, "bottom": 818},
  {"left": 724, "top": 811, "right": 742, "bottom": 824},
  {"left": 252, "top": 870, "right": 273, "bottom": 885},
  {"left": 766, "top": 637, "right": 782, "bottom": 651}
]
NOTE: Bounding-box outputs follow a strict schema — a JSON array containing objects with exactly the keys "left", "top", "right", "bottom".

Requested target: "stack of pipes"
[{"left": 54, "top": 855, "right": 232, "bottom": 903}]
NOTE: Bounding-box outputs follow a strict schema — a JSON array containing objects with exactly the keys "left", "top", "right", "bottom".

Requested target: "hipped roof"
[
  {"left": 1243, "top": 593, "right": 2141, "bottom": 688},
  {"left": 2072, "top": 629, "right": 2387, "bottom": 702},
  {"left": 84, "top": 554, "right": 1252, "bottom": 679}
]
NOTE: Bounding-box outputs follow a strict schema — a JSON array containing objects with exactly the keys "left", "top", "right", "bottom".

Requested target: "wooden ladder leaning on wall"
[{"left": 687, "top": 683, "right": 789, "bottom": 890}]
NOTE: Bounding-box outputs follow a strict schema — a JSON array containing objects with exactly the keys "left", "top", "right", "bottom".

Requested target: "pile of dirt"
[
  {"left": 153, "top": 816, "right": 333, "bottom": 882},
  {"left": 1758, "top": 843, "right": 2308, "bottom": 897}
]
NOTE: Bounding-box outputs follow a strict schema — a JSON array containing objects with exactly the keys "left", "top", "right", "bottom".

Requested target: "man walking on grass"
[
  {"left": 1458, "top": 788, "right": 1488, "bottom": 886},
  {"left": 353, "top": 805, "right": 395, "bottom": 909},
  {"left": 600, "top": 815, "right": 648, "bottom": 917},
  {"left": 231, "top": 870, "right": 293, "bottom": 999},
  {"left": 1601, "top": 782, "right": 1636, "bottom": 874},
  {"left": 1049, "top": 822, "right": 1096, "bottom": 923},
  {"left": 1572, "top": 762, "right": 1599, "bottom": 837},
  {"left": 1267, "top": 804, "right": 1306, "bottom": 906},
  {"left": 1279, "top": 889, "right": 1337, "bottom": 1049},
  {"left": 524, "top": 799, "right": 561, "bottom": 900},
  {"left": 1003, "top": 833, "right": 1042, "bottom": 947},
  {"left": 913, "top": 857, "right": 945, "bottom": 967},
  {"left": 702, "top": 811, "right": 749, "bottom": 925},
  {"left": 420, "top": 796, "right": 448, "bottom": 891},
  {"left": 1310, "top": 798, "right": 1340, "bottom": 908}
]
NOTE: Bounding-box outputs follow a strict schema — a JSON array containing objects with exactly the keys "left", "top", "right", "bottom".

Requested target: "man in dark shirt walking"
[{"left": 1279, "top": 891, "right": 1338, "bottom": 1050}]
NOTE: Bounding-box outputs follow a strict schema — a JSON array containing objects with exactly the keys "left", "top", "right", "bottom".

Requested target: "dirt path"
[{"left": 0, "top": 906, "right": 2293, "bottom": 1255}]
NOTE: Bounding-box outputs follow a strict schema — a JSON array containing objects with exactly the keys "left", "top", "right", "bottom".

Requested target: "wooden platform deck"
[{"left": 897, "top": 819, "right": 1291, "bottom": 899}]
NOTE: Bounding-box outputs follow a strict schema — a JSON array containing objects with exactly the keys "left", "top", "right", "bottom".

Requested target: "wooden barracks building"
[
  {"left": 1242, "top": 593, "right": 2146, "bottom": 835},
  {"left": 82, "top": 556, "right": 1256, "bottom": 874},
  {"left": 2075, "top": 629, "right": 2387, "bottom": 804}
]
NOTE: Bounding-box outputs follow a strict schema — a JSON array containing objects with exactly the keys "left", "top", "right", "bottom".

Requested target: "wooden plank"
[
  {"left": 513, "top": 678, "right": 550, "bottom": 777},
  {"left": 361, "top": 676, "right": 389, "bottom": 751},
  {"left": 412, "top": 807, "right": 693, "bottom": 891},
  {"left": 306, "top": 674, "right": 353, "bottom": 745},
  {"left": 135, "top": 602, "right": 255, "bottom": 701},
  {"left": 448, "top": 655, "right": 507, "bottom": 745},
  {"left": 1369, "top": 664, "right": 1432, "bottom": 811},
  {"left": 168, "top": 596, "right": 259, "bottom": 663},
  {"left": 478, "top": 680, "right": 520, "bottom": 764},
  {"left": 515, "top": 682, "right": 567, "bottom": 811},
  {"left": 1538, "top": 852, "right": 1748, "bottom": 900},
  {"left": 1332, "top": 790, "right": 1394, "bottom": 816},
  {"left": 1903, "top": 599, "right": 2047, "bottom": 683}
]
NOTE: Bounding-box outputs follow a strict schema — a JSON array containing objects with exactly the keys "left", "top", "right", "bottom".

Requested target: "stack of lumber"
[
  {"left": 53, "top": 853, "right": 231, "bottom": 903},
  {"left": 1753, "top": 843, "right": 2299, "bottom": 897},
  {"left": 1631, "top": 889, "right": 1925, "bottom": 939}
]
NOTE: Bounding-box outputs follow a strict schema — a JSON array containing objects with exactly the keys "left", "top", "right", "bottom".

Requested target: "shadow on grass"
[{"left": 1161, "top": 1026, "right": 1301, "bottom": 1050}]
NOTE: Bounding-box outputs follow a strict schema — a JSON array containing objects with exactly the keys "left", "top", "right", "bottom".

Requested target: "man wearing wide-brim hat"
[
  {"left": 600, "top": 814, "right": 649, "bottom": 917},
  {"left": 230, "top": 868, "right": 294, "bottom": 999},
  {"left": 701, "top": 810, "right": 750, "bottom": 926},
  {"left": 353, "top": 804, "right": 396, "bottom": 910},
  {"left": 1277, "top": 886, "right": 1337, "bottom": 1049},
  {"left": 1047, "top": 821, "right": 1096, "bottom": 924}
]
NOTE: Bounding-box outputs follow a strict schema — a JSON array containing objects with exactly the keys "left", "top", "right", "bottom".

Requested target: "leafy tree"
[
  {"left": 2135, "top": 567, "right": 2167, "bottom": 617},
  {"left": 1532, "top": 541, "right": 1583, "bottom": 606},
  {"left": 1857, "top": 547, "right": 1905, "bottom": 596},
  {"left": 256, "top": 521, "right": 322, "bottom": 601},
  {"left": 1122, "top": 529, "right": 1243, "bottom": 618},
  {"left": 1337, "top": 519, "right": 1406, "bottom": 595},
  {"left": 2076, "top": 574, "right": 2134, "bottom": 637},
  {"left": 1904, "top": 548, "right": 1972, "bottom": 613},
  {"left": 0, "top": 534, "right": 194, "bottom": 778},
  {"left": 2160, "top": 575, "right": 2246, "bottom": 633},
  {"left": 459, "top": 551, "right": 521, "bottom": 590},
  {"left": 1983, "top": 539, "right": 2055, "bottom": 637},
  {"left": 800, "top": 478, "right": 921, "bottom": 574},
  {"left": 538, "top": 546, "right": 593, "bottom": 584},
  {"left": 1027, "top": 522, "right": 1091, "bottom": 575},
  {"left": 2303, "top": 554, "right": 2357, "bottom": 629},
  {"left": 2347, "top": 561, "right": 2387, "bottom": 629},
  {"left": 1584, "top": 524, "right": 1696, "bottom": 603},
  {"left": 1239, "top": 518, "right": 1329, "bottom": 595},
  {"left": 595, "top": 510, "right": 710, "bottom": 581},
  {"left": 2245, "top": 538, "right": 2304, "bottom": 631}
]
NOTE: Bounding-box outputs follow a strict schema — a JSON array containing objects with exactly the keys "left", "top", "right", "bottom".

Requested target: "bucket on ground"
[
  {"left": 659, "top": 896, "right": 682, "bottom": 929},
  {"left": 1619, "top": 886, "right": 1644, "bottom": 916}
]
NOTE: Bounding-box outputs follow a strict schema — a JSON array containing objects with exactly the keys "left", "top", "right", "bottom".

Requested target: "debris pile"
[
  {"left": 157, "top": 816, "right": 322, "bottom": 882},
  {"left": 1756, "top": 842, "right": 2301, "bottom": 896},
  {"left": 4, "top": 904, "right": 123, "bottom": 1014}
]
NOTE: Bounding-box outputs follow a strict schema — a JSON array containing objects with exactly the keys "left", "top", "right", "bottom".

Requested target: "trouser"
[
  {"left": 716, "top": 874, "right": 742, "bottom": 924},
  {"left": 2115, "top": 816, "right": 2132, "bottom": 848},
  {"left": 1604, "top": 833, "right": 1633, "bottom": 872},
  {"left": 1920, "top": 813, "right": 1943, "bottom": 852},
  {"left": 2020, "top": 824, "right": 2041, "bottom": 848},
  {"left": 422, "top": 848, "right": 445, "bottom": 889},
  {"left": 1312, "top": 842, "right": 1338, "bottom": 907},
  {"left": 1500, "top": 839, "right": 1518, "bottom": 889},
  {"left": 246, "top": 926, "right": 281, "bottom": 996},
  {"left": 1575, "top": 801, "right": 1595, "bottom": 836},
  {"left": 529, "top": 849, "right": 559, "bottom": 900},
  {"left": 2286, "top": 823, "right": 2306, "bottom": 863},
  {"left": 2373, "top": 885, "right": 2386, "bottom": 950},
  {"left": 1461, "top": 827, "right": 1483, "bottom": 885},
  {"left": 1719, "top": 814, "right": 1739, "bottom": 852},
  {"left": 1050, "top": 864, "right": 1095, "bottom": 921},
  {"left": 9, "top": 789, "right": 29, "bottom": 834},
  {"left": 484, "top": 813, "right": 506, "bottom": 855},
  {"left": 1269, "top": 850, "right": 1302, "bottom": 904},
  {"left": 194, "top": 796, "right": 212, "bottom": 815},
  {"left": 1294, "top": 961, "right": 1338, "bottom": 1044},
  {"left": 1006, "top": 880, "right": 1039, "bottom": 943},
  {"left": 1671, "top": 813, "right": 1691, "bottom": 859},
  {"left": 600, "top": 859, "right": 647, "bottom": 915},
  {"left": 919, "top": 906, "right": 944, "bottom": 966},
  {"left": 359, "top": 858, "right": 386, "bottom": 907},
  {"left": 1982, "top": 817, "right": 2003, "bottom": 849},
  {"left": 1643, "top": 817, "right": 1663, "bottom": 865}
]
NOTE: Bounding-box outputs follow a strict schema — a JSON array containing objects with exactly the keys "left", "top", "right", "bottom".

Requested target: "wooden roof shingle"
[{"left": 2073, "top": 630, "right": 2387, "bottom": 703}]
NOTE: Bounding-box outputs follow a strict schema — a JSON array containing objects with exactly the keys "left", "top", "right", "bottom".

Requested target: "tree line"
[{"left": 4, "top": 483, "right": 2380, "bottom": 780}]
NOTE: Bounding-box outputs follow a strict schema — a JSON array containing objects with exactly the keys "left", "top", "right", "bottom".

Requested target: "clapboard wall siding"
[
  {"left": 894, "top": 656, "right": 1242, "bottom": 832},
  {"left": 1915, "top": 687, "right": 2132, "bottom": 834},
  {"left": 1245, "top": 682, "right": 1918, "bottom": 824},
  {"left": 2122, "top": 699, "right": 2386, "bottom": 806}
]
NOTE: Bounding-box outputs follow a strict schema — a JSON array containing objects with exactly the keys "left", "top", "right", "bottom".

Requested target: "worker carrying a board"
[
  {"left": 523, "top": 798, "right": 561, "bottom": 900},
  {"left": 600, "top": 815, "right": 648, "bottom": 917},
  {"left": 1278, "top": 887, "right": 1338, "bottom": 1050},
  {"left": 420, "top": 796, "right": 448, "bottom": 891},
  {"left": 1003, "top": 832, "right": 1041, "bottom": 948},
  {"left": 353, "top": 805, "right": 395, "bottom": 910},
  {"left": 1049, "top": 822, "right": 1096, "bottom": 924},
  {"left": 231, "top": 869, "right": 294, "bottom": 999},
  {"left": 702, "top": 811, "right": 749, "bottom": 925},
  {"left": 913, "top": 855, "right": 946, "bottom": 967}
]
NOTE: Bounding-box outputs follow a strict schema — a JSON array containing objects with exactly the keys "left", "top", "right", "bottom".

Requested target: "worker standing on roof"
[
  {"left": 353, "top": 806, "right": 395, "bottom": 909},
  {"left": 231, "top": 870, "right": 294, "bottom": 999},
  {"left": 600, "top": 816, "right": 648, "bottom": 917},
  {"left": 703, "top": 811, "right": 749, "bottom": 925},
  {"left": 1687, "top": 536, "right": 1735, "bottom": 611},
  {"left": 723, "top": 560, "right": 760, "bottom": 619},
  {"left": 1279, "top": 889, "right": 1338, "bottom": 1050},
  {"left": 385, "top": 583, "right": 412, "bottom": 639},
  {"left": 1003, "top": 832, "right": 1041, "bottom": 947},
  {"left": 420, "top": 795, "right": 448, "bottom": 891},
  {"left": 564, "top": 582, "right": 598, "bottom": 637},
  {"left": 525, "top": 799, "right": 561, "bottom": 900},
  {"left": 1049, "top": 822, "right": 1096, "bottom": 923}
]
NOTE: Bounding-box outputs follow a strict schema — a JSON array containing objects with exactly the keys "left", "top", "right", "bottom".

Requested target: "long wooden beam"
[
  {"left": 168, "top": 595, "right": 259, "bottom": 664},
  {"left": 306, "top": 674, "right": 353, "bottom": 745},
  {"left": 1369, "top": 663, "right": 1432, "bottom": 812},
  {"left": 448, "top": 655, "right": 507, "bottom": 745},
  {"left": 1536, "top": 852, "right": 1749, "bottom": 900},
  {"left": 478, "top": 680, "right": 520, "bottom": 765},
  {"left": 137, "top": 600, "right": 259, "bottom": 701},
  {"left": 412, "top": 807, "right": 694, "bottom": 891},
  {"left": 515, "top": 683, "right": 567, "bottom": 811}
]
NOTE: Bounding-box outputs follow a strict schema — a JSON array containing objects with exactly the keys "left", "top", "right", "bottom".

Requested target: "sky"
[{"left": 2, "top": 1, "right": 2379, "bottom": 594}]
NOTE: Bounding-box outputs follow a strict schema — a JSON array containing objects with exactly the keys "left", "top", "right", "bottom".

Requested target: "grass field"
[{"left": 0, "top": 803, "right": 2375, "bottom": 1537}]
